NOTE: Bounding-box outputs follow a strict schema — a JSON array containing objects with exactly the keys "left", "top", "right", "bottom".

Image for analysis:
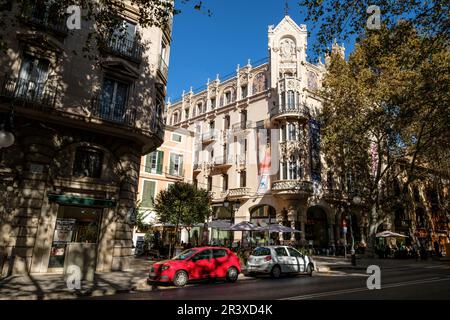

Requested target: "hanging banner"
[{"left": 256, "top": 129, "right": 271, "bottom": 195}]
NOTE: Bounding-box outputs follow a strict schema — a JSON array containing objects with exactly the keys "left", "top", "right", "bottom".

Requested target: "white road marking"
[{"left": 280, "top": 277, "right": 450, "bottom": 300}]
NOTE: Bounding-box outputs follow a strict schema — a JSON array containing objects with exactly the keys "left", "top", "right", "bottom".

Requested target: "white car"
[{"left": 245, "top": 246, "right": 315, "bottom": 278}]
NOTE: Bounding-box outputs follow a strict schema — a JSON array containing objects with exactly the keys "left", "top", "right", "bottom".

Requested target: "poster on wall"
[{"left": 53, "top": 218, "right": 76, "bottom": 245}]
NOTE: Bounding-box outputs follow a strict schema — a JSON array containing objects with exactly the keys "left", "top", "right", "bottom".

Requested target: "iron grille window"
[{"left": 73, "top": 147, "right": 103, "bottom": 178}]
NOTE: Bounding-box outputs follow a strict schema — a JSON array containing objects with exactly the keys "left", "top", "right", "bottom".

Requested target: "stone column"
[
  {"left": 287, "top": 206, "right": 296, "bottom": 242},
  {"left": 298, "top": 205, "right": 307, "bottom": 245}
]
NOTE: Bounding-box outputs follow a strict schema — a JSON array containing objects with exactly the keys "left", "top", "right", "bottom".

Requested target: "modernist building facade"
[
  {"left": 167, "top": 15, "right": 449, "bottom": 251},
  {"left": 134, "top": 125, "right": 194, "bottom": 249},
  {"left": 0, "top": 1, "right": 171, "bottom": 277}
]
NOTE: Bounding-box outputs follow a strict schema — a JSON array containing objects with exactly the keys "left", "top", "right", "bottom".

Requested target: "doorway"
[{"left": 48, "top": 205, "right": 103, "bottom": 273}]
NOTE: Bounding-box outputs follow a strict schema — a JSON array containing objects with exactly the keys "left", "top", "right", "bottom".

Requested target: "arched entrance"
[
  {"left": 305, "top": 206, "right": 329, "bottom": 248},
  {"left": 250, "top": 205, "right": 277, "bottom": 246}
]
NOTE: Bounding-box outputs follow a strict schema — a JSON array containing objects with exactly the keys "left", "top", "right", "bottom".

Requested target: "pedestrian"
[{"left": 434, "top": 240, "right": 441, "bottom": 257}]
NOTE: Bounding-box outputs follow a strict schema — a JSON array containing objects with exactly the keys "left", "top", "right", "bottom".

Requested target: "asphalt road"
[{"left": 91, "top": 263, "right": 450, "bottom": 300}]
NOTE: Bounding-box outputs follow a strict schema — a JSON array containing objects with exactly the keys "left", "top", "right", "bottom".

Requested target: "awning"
[{"left": 48, "top": 194, "right": 116, "bottom": 207}]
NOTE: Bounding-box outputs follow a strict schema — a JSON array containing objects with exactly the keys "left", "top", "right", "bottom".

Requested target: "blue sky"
[{"left": 166, "top": 0, "right": 356, "bottom": 102}]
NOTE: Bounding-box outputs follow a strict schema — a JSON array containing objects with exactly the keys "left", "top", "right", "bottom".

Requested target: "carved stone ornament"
[
  {"left": 280, "top": 38, "right": 296, "bottom": 61},
  {"left": 280, "top": 140, "right": 303, "bottom": 161}
]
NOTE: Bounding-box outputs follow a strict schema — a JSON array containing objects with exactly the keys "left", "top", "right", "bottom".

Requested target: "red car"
[{"left": 148, "top": 247, "right": 241, "bottom": 287}]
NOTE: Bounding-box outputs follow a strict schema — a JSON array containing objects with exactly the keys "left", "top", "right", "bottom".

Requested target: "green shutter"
[
  {"left": 145, "top": 153, "right": 152, "bottom": 173},
  {"left": 169, "top": 153, "right": 175, "bottom": 175},
  {"left": 156, "top": 151, "right": 164, "bottom": 174},
  {"left": 179, "top": 155, "right": 184, "bottom": 176},
  {"left": 142, "top": 180, "right": 156, "bottom": 208}
]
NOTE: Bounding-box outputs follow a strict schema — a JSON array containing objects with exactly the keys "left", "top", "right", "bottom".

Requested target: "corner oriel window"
[{"left": 73, "top": 147, "right": 103, "bottom": 178}]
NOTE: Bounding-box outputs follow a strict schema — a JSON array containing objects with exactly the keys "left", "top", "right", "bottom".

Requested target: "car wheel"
[
  {"left": 173, "top": 270, "right": 188, "bottom": 287},
  {"left": 306, "top": 263, "right": 313, "bottom": 277},
  {"left": 226, "top": 267, "right": 239, "bottom": 282},
  {"left": 271, "top": 265, "right": 281, "bottom": 279}
]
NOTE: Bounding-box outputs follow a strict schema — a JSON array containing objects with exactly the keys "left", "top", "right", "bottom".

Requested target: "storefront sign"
[{"left": 53, "top": 219, "right": 76, "bottom": 244}]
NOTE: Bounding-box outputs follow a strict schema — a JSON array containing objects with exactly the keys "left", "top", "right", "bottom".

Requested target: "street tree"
[
  {"left": 319, "top": 22, "right": 450, "bottom": 256},
  {"left": 153, "top": 182, "right": 211, "bottom": 249},
  {"left": 297, "top": 0, "right": 449, "bottom": 55}
]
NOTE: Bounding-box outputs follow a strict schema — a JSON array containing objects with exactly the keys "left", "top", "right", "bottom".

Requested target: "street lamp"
[
  {"left": 349, "top": 195, "right": 361, "bottom": 266},
  {"left": 0, "top": 111, "right": 15, "bottom": 149}
]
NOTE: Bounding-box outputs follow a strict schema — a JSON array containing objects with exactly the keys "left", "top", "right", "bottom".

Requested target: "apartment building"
[{"left": 0, "top": 1, "right": 172, "bottom": 277}]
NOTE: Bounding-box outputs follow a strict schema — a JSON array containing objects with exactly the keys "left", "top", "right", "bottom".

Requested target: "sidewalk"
[
  {"left": 313, "top": 254, "right": 450, "bottom": 272},
  {"left": 0, "top": 257, "right": 155, "bottom": 300}
]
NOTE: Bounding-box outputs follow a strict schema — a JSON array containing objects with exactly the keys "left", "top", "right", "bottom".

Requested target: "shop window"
[
  {"left": 73, "top": 147, "right": 103, "bottom": 178},
  {"left": 48, "top": 206, "right": 103, "bottom": 269}
]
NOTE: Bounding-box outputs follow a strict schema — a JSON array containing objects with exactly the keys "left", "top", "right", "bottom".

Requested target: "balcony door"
[
  {"left": 100, "top": 78, "right": 128, "bottom": 122},
  {"left": 16, "top": 54, "right": 50, "bottom": 101}
]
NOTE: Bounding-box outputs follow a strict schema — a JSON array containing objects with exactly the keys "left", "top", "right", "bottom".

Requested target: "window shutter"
[
  {"left": 145, "top": 154, "right": 152, "bottom": 173},
  {"left": 169, "top": 153, "right": 176, "bottom": 175},
  {"left": 142, "top": 180, "right": 156, "bottom": 208},
  {"left": 157, "top": 151, "right": 164, "bottom": 174},
  {"left": 179, "top": 155, "right": 184, "bottom": 176}
]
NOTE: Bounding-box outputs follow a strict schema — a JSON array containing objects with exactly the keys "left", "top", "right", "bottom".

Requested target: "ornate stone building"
[
  {"left": 167, "top": 15, "right": 449, "bottom": 252},
  {"left": 0, "top": 1, "right": 171, "bottom": 277}
]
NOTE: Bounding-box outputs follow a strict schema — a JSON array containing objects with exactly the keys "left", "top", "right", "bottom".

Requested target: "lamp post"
[{"left": 350, "top": 195, "right": 362, "bottom": 266}]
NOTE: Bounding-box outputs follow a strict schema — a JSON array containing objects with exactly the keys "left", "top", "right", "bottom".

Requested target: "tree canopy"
[
  {"left": 320, "top": 21, "right": 450, "bottom": 253},
  {"left": 153, "top": 182, "right": 211, "bottom": 243},
  {"left": 298, "top": 0, "right": 449, "bottom": 54}
]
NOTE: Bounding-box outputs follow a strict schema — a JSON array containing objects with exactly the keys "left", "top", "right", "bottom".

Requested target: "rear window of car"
[
  {"left": 275, "top": 247, "right": 288, "bottom": 256},
  {"left": 213, "top": 249, "right": 227, "bottom": 258},
  {"left": 252, "top": 247, "right": 271, "bottom": 256}
]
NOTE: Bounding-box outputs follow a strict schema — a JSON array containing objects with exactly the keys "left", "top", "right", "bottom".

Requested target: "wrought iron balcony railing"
[
  {"left": 158, "top": 55, "right": 169, "bottom": 80},
  {"left": 91, "top": 95, "right": 136, "bottom": 126},
  {"left": 101, "top": 36, "right": 144, "bottom": 63},
  {"left": 213, "top": 155, "right": 233, "bottom": 166},
  {"left": 165, "top": 166, "right": 184, "bottom": 179},
  {"left": 232, "top": 121, "right": 253, "bottom": 131},
  {"left": 20, "top": 1, "right": 68, "bottom": 36},
  {"left": 202, "top": 131, "right": 216, "bottom": 142},
  {"left": 0, "top": 75, "right": 58, "bottom": 109},
  {"left": 270, "top": 104, "right": 310, "bottom": 120}
]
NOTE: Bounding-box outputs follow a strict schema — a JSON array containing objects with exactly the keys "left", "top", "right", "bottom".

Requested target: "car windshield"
[
  {"left": 251, "top": 247, "right": 271, "bottom": 256},
  {"left": 173, "top": 249, "right": 198, "bottom": 260}
]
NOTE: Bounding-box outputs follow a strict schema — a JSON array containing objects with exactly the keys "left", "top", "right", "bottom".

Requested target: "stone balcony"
[
  {"left": 227, "top": 187, "right": 253, "bottom": 199},
  {"left": 271, "top": 180, "right": 313, "bottom": 199}
]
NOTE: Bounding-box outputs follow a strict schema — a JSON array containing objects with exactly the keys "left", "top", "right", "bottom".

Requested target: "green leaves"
[{"left": 153, "top": 182, "right": 212, "bottom": 228}]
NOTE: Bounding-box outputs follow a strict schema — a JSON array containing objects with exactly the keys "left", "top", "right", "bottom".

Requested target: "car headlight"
[{"left": 161, "top": 265, "right": 170, "bottom": 271}]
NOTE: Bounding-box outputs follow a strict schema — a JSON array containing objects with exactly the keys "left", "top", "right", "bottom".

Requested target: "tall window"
[
  {"left": 184, "top": 108, "right": 189, "bottom": 120},
  {"left": 169, "top": 153, "right": 183, "bottom": 176},
  {"left": 73, "top": 147, "right": 103, "bottom": 178},
  {"left": 241, "top": 110, "right": 247, "bottom": 129},
  {"left": 210, "top": 97, "right": 216, "bottom": 110},
  {"left": 288, "top": 123, "right": 297, "bottom": 140},
  {"left": 197, "top": 102, "right": 203, "bottom": 115},
  {"left": 222, "top": 174, "right": 228, "bottom": 191},
  {"left": 145, "top": 151, "right": 163, "bottom": 174},
  {"left": 241, "top": 85, "right": 248, "bottom": 99},
  {"left": 225, "top": 91, "right": 231, "bottom": 105},
  {"left": 224, "top": 115, "right": 230, "bottom": 130},
  {"left": 141, "top": 180, "right": 156, "bottom": 208},
  {"left": 100, "top": 77, "right": 129, "bottom": 122},
  {"left": 17, "top": 54, "right": 50, "bottom": 100},
  {"left": 207, "top": 176, "right": 212, "bottom": 191},
  {"left": 287, "top": 90, "right": 295, "bottom": 109},
  {"left": 110, "top": 19, "right": 138, "bottom": 57},
  {"left": 288, "top": 157, "right": 297, "bottom": 180},
  {"left": 240, "top": 171, "right": 246, "bottom": 187}
]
